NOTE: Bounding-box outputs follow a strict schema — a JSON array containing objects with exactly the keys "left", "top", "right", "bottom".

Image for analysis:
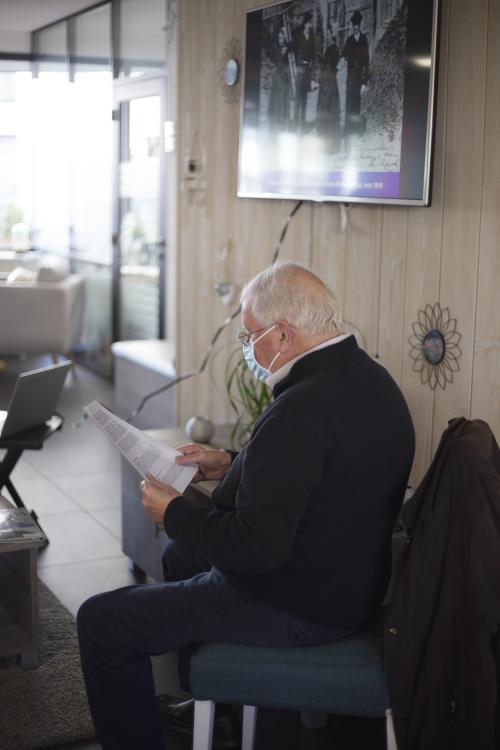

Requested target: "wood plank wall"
[{"left": 173, "top": 0, "right": 500, "bottom": 484}]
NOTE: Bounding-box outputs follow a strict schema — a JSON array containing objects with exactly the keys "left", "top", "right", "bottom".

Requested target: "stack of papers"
[{"left": 84, "top": 401, "right": 197, "bottom": 494}]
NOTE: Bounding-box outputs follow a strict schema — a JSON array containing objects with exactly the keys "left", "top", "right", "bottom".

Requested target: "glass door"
[{"left": 113, "top": 77, "right": 166, "bottom": 342}]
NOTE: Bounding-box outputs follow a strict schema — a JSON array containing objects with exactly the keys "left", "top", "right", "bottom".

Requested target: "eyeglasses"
[{"left": 237, "top": 326, "right": 271, "bottom": 347}]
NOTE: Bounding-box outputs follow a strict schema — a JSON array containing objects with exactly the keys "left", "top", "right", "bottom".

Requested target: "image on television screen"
[{"left": 238, "top": 0, "right": 439, "bottom": 206}]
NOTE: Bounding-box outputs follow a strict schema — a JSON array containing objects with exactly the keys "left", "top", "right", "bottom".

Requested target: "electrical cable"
[{"left": 75, "top": 199, "right": 304, "bottom": 427}]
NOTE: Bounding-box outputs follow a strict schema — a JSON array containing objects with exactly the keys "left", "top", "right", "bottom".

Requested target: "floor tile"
[
  {"left": 37, "top": 510, "right": 122, "bottom": 568},
  {"left": 5, "top": 455, "right": 43, "bottom": 481},
  {"left": 7, "top": 474, "right": 80, "bottom": 515},
  {"left": 39, "top": 554, "right": 141, "bottom": 616},
  {"left": 51, "top": 469, "right": 121, "bottom": 510},
  {"left": 25, "top": 436, "right": 121, "bottom": 475},
  {"left": 89, "top": 506, "right": 122, "bottom": 539}
]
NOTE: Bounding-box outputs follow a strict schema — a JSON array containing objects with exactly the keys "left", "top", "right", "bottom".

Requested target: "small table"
[
  {"left": 0, "top": 415, "right": 63, "bottom": 541},
  {"left": 0, "top": 495, "right": 46, "bottom": 669}
]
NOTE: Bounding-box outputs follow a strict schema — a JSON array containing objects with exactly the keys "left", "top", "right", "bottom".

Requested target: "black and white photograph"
[{"left": 239, "top": 0, "right": 438, "bottom": 204}]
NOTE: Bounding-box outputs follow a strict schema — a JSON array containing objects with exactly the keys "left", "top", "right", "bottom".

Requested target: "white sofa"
[{"left": 0, "top": 273, "right": 85, "bottom": 357}]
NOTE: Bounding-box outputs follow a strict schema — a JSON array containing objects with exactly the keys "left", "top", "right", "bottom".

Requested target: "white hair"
[{"left": 240, "top": 261, "right": 342, "bottom": 335}]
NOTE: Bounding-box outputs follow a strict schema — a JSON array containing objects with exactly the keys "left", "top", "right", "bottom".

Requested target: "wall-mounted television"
[{"left": 238, "top": 0, "right": 439, "bottom": 206}]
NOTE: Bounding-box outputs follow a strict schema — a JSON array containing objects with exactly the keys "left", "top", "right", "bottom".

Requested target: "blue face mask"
[{"left": 243, "top": 324, "right": 281, "bottom": 382}]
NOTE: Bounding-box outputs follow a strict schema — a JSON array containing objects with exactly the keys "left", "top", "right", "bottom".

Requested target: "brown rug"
[{"left": 0, "top": 580, "right": 96, "bottom": 750}]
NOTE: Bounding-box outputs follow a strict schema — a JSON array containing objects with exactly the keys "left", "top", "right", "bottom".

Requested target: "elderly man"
[{"left": 77, "top": 261, "right": 415, "bottom": 750}]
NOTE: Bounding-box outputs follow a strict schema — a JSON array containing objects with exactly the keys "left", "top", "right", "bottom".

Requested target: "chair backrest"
[{"left": 0, "top": 274, "right": 85, "bottom": 354}]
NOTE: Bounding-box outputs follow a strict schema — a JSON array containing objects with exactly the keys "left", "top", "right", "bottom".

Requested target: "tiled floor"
[
  {"left": 0, "top": 358, "right": 136, "bottom": 619},
  {"left": 0, "top": 357, "right": 384, "bottom": 750}
]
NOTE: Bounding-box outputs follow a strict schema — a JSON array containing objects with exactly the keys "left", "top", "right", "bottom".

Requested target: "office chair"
[{"left": 188, "top": 611, "right": 397, "bottom": 750}]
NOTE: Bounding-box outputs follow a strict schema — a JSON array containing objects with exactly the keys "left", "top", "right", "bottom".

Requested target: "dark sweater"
[{"left": 165, "top": 336, "right": 415, "bottom": 628}]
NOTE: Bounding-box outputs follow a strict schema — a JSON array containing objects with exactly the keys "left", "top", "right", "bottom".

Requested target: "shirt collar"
[{"left": 265, "top": 333, "right": 352, "bottom": 390}]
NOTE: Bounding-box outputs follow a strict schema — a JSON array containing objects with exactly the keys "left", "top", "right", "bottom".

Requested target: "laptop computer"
[{"left": 0, "top": 361, "right": 71, "bottom": 439}]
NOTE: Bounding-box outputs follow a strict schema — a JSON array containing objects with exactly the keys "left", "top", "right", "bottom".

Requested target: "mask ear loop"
[
  {"left": 252, "top": 324, "right": 277, "bottom": 345},
  {"left": 251, "top": 325, "right": 280, "bottom": 373},
  {"left": 267, "top": 350, "right": 281, "bottom": 372},
  {"left": 265, "top": 323, "right": 285, "bottom": 372}
]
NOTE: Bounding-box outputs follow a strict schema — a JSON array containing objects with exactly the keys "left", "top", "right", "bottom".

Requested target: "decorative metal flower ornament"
[{"left": 408, "top": 303, "right": 462, "bottom": 390}]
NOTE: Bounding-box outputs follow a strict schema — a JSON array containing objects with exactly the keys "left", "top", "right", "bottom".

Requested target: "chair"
[{"left": 189, "top": 611, "right": 397, "bottom": 750}]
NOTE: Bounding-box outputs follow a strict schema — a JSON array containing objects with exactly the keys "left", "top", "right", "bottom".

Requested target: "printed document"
[{"left": 84, "top": 401, "right": 197, "bottom": 493}]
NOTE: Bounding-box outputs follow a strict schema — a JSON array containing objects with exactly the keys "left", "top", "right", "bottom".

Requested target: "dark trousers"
[{"left": 77, "top": 540, "right": 346, "bottom": 750}]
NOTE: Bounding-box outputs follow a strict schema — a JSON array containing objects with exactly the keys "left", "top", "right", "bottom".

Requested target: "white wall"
[{"left": 0, "top": 31, "right": 31, "bottom": 54}]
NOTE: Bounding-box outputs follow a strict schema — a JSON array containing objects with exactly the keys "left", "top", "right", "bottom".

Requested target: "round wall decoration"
[
  {"left": 218, "top": 37, "right": 242, "bottom": 104},
  {"left": 408, "top": 302, "right": 462, "bottom": 390},
  {"left": 224, "top": 58, "right": 239, "bottom": 87}
]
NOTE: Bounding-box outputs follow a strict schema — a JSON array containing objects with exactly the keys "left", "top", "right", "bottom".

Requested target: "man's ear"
[{"left": 277, "top": 320, "right": 294, "bottom": 352}]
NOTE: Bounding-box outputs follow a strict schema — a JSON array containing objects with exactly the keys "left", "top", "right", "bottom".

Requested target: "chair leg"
[
  {"left": 385, "top": 708, "right": 398, "bottom": 750},
  {"left": 241, "top": 705, "right": 257, "bottom": 750},
  {"left": 193, "top": 699, "right": 215, "bottom": 750},
  {"left": 301, "top": 711, "right": 327, "bottom": 729}
]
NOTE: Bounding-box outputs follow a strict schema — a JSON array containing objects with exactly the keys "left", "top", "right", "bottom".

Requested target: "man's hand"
[
  {"left": 175, "top": 443, "right": 231, "bottom": 483},
  {"left": 140, "top": 476, "right": 180, "bottom": 524}
]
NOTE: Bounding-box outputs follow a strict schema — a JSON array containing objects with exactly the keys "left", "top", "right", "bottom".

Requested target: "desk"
[
  {"left": 0, "top": 415, "right": 64, "bottom": 541},
  {"left": 121, "top": 425, "right": 230, "bottom": 581}
]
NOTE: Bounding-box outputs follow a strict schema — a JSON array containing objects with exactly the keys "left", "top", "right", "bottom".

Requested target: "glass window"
[
  {"left": 30, "top": 7, "right": 115, "bottom": 374},
  {"left": 74, "top": 3, "right": 112, "bottom": 69},
  {"left": 73, "top": 4, "right": 113, "bottom": 263},
  {"left": 32, "top": 23, "right": 70, "bottom": 253},
  {"left": 71, "top": 4, "right": 114, "bottom": 373},
  {"left": 36, "top": 22, "right": 67, "bottom": 72},
  {"left": 0, "top": 70, "right": 34, "bottom": 250},
  {"left": 119, "top": 94, "right": 162, "bottom": 340},
  {"left": 118, "top": 0, "right": 166, "bottom": 79}
]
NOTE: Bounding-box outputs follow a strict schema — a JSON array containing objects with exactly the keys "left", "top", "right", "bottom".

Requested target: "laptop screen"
[{"left": 0, "top": 361, "right": 71, "bottom": 439}]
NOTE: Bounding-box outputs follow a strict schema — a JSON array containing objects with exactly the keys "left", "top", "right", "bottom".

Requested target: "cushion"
[
  {"left": 37, "top": 263, "right": 68, "bottom": 283},
  {"left": 6, "top": 266, "right": 38, "bottom": 283},
  {"left": 189, "top": 630, "right": 389, "bottom": 716}
]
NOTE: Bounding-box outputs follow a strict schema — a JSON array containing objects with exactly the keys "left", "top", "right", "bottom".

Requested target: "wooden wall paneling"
[
  {"left": 400, "top": 0, "right": 449, "bottom": 484},
  {"left": 177, "top": 0, "right": 221, "bottom": 423},
  {"left": 202, "top": 0, "right": 248, "bottom": 423},
  {"left": 176, "top": 1, "right": 314, "bottom": 424},
  {"left": 377, "top": 206, "right": 409, "bottom": 385},
  {"left": 175, "top": 0, "right": 196, "bottom": 422},
  {"left": 311, "top": 202, "right": 348, "bottom": 312},
  {"left": 237, "top": 198, "right": 313, "bottom": 277},
  {"left": 174, "top": 0, "right": 498, "bottom": 460},
  {"left": 471, "top": 0, "right": 500, "bottom": 442},
  {"left": 432, "top": 0, "right": 488, "bottom": 453},
  {"left": 200, "top": 196, "right": 313, "bottom": 425},
  {"left": 342, "top": 205, "right": 383, "bottom": 357},
  {"left": 165, "top": 0, "right": 178, "bottom": 347}
]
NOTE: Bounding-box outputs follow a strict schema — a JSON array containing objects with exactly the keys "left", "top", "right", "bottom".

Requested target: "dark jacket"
[
  {"left": 165, "top": 336, "right": 414, "bottom": 629},
  {"left": 342, "top": 32, "right": 369, "bottom": 86},
  {"left": 384, "top": 418, "right": 500, "bottom": 750}
]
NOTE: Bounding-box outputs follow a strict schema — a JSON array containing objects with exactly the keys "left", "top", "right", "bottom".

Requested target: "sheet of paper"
[{"left": 84, "top": 401, "right": 197, "bottom": 493}]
